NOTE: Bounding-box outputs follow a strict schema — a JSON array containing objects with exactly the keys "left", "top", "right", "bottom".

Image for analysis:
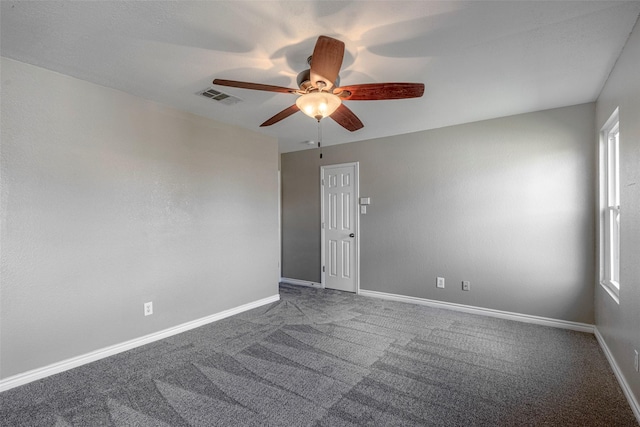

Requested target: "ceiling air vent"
[{"left": 199, "top": 88, "right": 241, "bottom": 106}]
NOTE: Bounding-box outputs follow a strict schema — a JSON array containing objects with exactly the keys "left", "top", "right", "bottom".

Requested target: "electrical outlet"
[
  {"left": 634, "top": 350, "right": 639, "bottom": 372},
  {"left": 436, "top": 277, "right": 445, "bottom": 289},
  {"left": 462, "top": 281, "right": 470, "bottom": 291},
  {"left": 144, "top": 302, "right": 153, "bottom": 316}
]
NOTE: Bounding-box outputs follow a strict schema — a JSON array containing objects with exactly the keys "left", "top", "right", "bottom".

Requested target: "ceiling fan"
[{"left": 212, "top": 35, "right": 425, "bottom": 132}]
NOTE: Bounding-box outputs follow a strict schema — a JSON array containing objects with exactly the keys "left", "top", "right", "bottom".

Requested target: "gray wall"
[
  {"left": 282, "top": 103, "right": 596, "bottom": 324},
  {"left": 0, "top": 58, "right": 280, "bottom": 379},
  {"left": 595, "top": 18, "right": 640, "bottom": 408}
]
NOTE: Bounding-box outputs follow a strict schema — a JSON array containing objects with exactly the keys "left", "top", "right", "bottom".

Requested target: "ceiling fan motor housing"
[{"left": 297, "top": 68, "right": 340, "bottom": 92}]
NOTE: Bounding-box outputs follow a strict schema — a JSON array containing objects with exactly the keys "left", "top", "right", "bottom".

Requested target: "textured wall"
[
  {"left": 282, "top": 103, "right": 596, "bottom": 324},
  {"left": 0, "top": 58, "right": 280, "bottom": 379},
  {"left": 595, "top": 18, "right": 640, "bottom": 409},
  {"left": 281, "top": 154, "right": 322, "bottom": 282}
]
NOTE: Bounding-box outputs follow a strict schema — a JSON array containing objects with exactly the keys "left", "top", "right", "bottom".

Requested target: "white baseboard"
[
  {"left": 358, "top": 289, "right": 594, "bottom": 333},
  {"left": 280, "top": 277, "right": 324, "bottom": 289},
  {"left": 0, "top": 293, "right": 280, "bottom": 393},
  {"left": 594, "top": 328, "right": 640, "bottom": 423}
]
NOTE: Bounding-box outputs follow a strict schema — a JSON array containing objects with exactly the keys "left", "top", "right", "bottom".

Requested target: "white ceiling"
[{"left": 2, "top": 1, "right": 639, "bottom": 153}]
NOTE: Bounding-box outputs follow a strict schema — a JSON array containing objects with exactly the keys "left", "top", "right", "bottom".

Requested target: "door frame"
[{"left": 320, "top": 162, "right": 360, "bottom": 293}]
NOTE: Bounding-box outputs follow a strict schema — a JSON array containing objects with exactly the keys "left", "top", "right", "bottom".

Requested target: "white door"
[{"left": 321, "top": 163, "right": 358, "bottom": 293}]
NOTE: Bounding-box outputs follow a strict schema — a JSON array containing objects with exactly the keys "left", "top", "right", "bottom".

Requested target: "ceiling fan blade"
[
  {"left": 213, "top": 79, "right": 298, "bottom": 94},
  {"left": 336, "top": 83, "right": 425, "bottom": 101},
  {"left": 330, "top": 104, "right": 363, "bottom": 132},
  {"left": 260, "top": 104, "right": 300, "bottom": 127},
  {"left": 310, "top": 36, "right": 345, "bottom": 89}
]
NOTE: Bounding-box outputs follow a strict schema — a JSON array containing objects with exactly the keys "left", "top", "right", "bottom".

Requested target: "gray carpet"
[{"left": 1, "top": 283, "right": 637, "bottom": 426}]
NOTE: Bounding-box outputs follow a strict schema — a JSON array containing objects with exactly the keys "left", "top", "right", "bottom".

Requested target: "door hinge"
[
  {"left": 322, "top": 222, "right": 325, "bottom": 229},
  {"left": 323, "top": 266, "right": 325, "bottom": 272},
  {"left": 321, "top": 178, "right": 325, "bottom": 186}
]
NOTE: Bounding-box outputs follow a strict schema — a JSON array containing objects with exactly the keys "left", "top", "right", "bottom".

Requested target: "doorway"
[{"left": 321, "top": 162, "right": 359, "bottom": 293}]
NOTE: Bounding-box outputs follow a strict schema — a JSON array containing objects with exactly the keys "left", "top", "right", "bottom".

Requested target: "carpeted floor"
[{"left": 1, "top": 283, "right": 637, "bottom": 426}]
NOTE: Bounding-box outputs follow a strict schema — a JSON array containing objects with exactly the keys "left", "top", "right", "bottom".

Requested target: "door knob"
[{"left": 349, "top": 233, "right": 355, "bottom": 238}]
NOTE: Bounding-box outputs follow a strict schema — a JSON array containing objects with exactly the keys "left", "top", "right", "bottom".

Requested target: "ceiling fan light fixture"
[{"left": 295, "top": 91, "right": 341, "bottom": 121}]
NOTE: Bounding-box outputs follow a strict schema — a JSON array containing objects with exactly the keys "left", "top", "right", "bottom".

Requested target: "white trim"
[
  {"left": 0, "top": 294, "right": 280, "bottom": 393},
  {"left": 278, "top": 170, "right": 282, "bottom": 278},
  {"left": 594, "top": 328, "right": 640, "bottom": 423},
  {"left": 280, "top": 277, "right": 324, "bottom": 289},
  {"left": 320, "top": 162, "right": 360, "bottom": 293},
  {"left": 600, "top": 280, "right": 620, "bottom": 305},
  {"left": 359, "top": 289, "right": 594, "bottom": 333}
]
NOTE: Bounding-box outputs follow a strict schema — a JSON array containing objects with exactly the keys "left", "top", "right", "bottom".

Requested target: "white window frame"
[{"left": 599, "top": 108, "right": 620, "bottom": 304}]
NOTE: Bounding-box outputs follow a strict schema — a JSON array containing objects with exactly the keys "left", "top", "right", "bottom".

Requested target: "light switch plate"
[
  {"left": 360, "top": 205, "right": 367, "bottom": 214},
  {"left": 360, "top": 197, "right": 371, "bottom": 205}
]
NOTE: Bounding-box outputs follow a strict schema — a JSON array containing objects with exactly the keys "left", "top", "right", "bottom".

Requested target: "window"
[{"left": 600, "top": 108, "right": 620, "bottom": 303}]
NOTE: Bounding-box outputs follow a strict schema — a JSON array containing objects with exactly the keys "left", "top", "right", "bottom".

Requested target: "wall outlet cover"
[
  {"left": 436, "top": 277, "right": 445, "bottom": 289},
  {"left": 144, "top": 302, "right": 153, "bottom": 316},
  {"left": 462, "top": 281, "right": 470, "bottom": 291}
]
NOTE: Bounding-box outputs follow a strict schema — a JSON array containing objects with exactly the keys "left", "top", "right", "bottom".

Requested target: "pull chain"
[{"left": 317, "top": 119, "right": 323, "bottom": 159}]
